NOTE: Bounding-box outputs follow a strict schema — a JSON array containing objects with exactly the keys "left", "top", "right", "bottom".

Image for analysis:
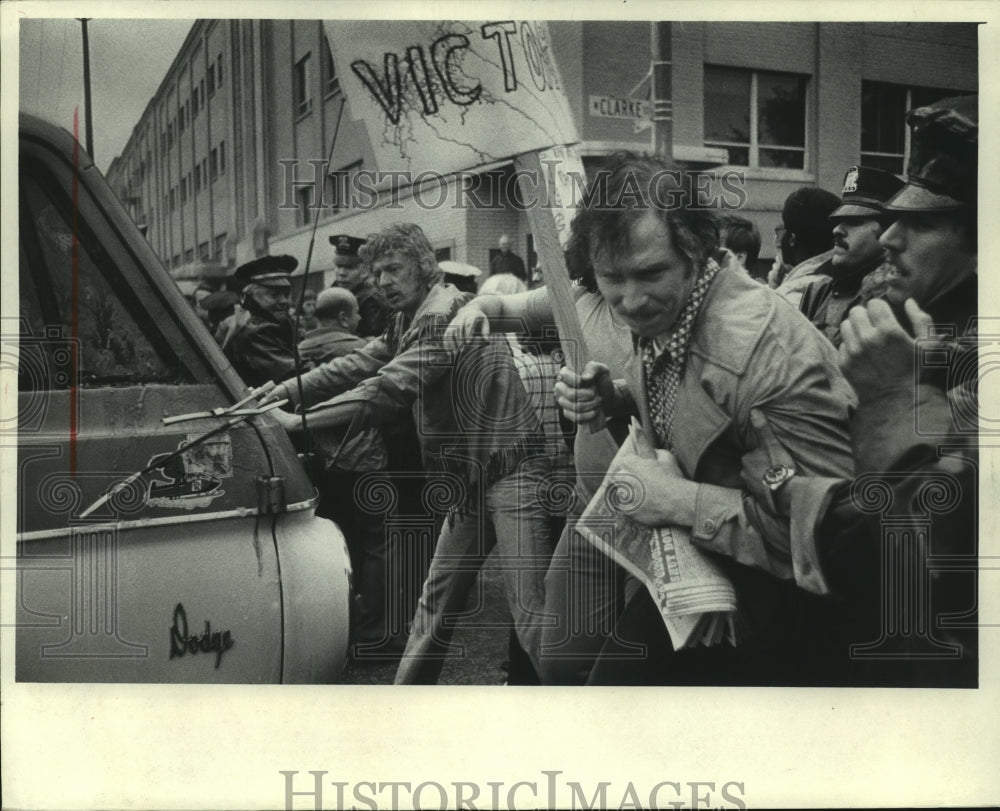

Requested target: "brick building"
[{"left": 106, "top": 20, "right": 977, "bottom": 291}]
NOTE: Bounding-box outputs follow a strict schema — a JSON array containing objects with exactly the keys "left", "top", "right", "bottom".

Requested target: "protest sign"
[{"left": 322, "top": 20, "right": 578, "bottom": 174}]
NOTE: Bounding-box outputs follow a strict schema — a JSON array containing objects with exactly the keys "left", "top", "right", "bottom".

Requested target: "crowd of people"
[{"left": 193, "top": 93, "right": 978, "bottom": 686}]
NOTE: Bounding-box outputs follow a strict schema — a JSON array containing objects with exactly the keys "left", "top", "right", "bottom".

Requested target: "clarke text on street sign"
[{"left": 589, "top": 94, "right": 651, "bottom": 121}]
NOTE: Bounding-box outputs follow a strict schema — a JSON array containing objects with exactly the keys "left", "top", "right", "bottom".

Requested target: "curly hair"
[
  {"left": 567, "top": 151, "right": 720, "bottom": 282},
  {"left": 359, "top": 223, "right": 442, "bottom": 287}
]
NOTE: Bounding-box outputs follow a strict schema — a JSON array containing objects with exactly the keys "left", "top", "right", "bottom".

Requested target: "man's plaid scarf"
[{"left": 639, "top": 258, "right": 721, "bottom": 450}]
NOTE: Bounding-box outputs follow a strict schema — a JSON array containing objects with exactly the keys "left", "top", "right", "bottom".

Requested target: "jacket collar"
[
  {"left": 629, "top": 252, "right": 768, "bottom": 475},
  {"left": 827, "top": 254, "right": 883, "bottom": 294},
  {"left": 300, "top": 324, "right": 356, "bottom": 342},
  {"left": 687, "top": 255, "right": 771, "bottom": 375},
  {"left": 409, "top": 282, "right": 470, "bottom": 324}
]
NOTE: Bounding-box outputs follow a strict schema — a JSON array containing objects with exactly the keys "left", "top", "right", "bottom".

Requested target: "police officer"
[
  {"left": 222, "top": 254, "right": 299, "bottom": 388},
  {"left": 745, "top": 94, "right": 979, "bottom": 687},
  {"left": 798, "top": 165, "right": 904, "bottom": 345},
  {"left": 329, "top": 234, "right": 392, "bottom": 338}
]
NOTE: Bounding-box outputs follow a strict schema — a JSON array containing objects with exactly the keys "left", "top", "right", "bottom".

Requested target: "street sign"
[{"left": 588, "top": 94, "right": 651, "bottom": 121}]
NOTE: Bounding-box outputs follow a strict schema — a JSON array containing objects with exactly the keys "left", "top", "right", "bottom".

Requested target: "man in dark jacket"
[
  {"left": 798, "top": 165, "right": 904, "bottom": 345},
  {"left": 489, "top": 234, "right": 527, "bottom": 281},
  {"left": 297, "top": 287, "right": 364, "bottom": 366},
  {"left": 747, "top": 94, "right": 979, "bottom": 687},
  {"left": 222, "top": 254, "right": 299, "bottom": 388},
  {"left": 771, "top": 186, "right": 841, "bottom": 307},
  {"left": 330, "top": 234, "right": 393, "bottom": 338},
  {"left": 295, "top": 285, "right": 393, "bottom": 653}
]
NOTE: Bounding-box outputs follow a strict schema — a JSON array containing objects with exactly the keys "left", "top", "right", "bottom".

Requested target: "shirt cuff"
[{"left": 691, "top": 482, "right": 742, "bottom": 542}]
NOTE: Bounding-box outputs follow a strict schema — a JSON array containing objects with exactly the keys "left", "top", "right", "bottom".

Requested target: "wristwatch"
[{"left": 762, "top": 464, "right": 796, "bottom": 492}]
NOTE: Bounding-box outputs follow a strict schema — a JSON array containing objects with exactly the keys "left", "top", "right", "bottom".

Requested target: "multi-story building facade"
[{"left": 106, "top": 20, "right": 977, "bottom": 292}]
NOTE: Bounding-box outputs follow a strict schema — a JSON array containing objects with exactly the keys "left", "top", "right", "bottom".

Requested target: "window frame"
[
  {"left": 703, "top": 64, "right": 811, "bottom": 176},
  {"left": 322, "top": 37, "right": 340, "bottom": 97},
  {"left": 295, "top": 185, "right": 313, "bottom": 227},
  {"left": 294, "top": 52, "right": 313, "bottom": 119},
  {"left": 860, "top": 80, "right": 964, "bottom": 175}
]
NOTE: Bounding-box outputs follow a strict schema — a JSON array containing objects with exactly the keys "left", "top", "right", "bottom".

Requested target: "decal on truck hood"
[{"left": 145, "top": 433, "right": 232, "bottom": 510}]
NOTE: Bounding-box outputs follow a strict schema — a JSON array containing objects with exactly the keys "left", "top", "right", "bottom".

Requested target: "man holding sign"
[{"left": 540, "top": 152, "right": 858, "bottom": 685}]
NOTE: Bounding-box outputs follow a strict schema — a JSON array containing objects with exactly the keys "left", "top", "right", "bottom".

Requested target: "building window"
[
  {"left": 184, "top": 248, "right": 194, "bottom": 264},
  {"left": 180, "top": 177, "right": 187, "bottom": 202},
  {"left": 208, "top": 63, "right": 216, "bottom": 97},
  {"left": 216, "top": 55, "right": 224, "bottom": 90},
  {"left": 210, "top": 148, "right": 218, "bottom": 181},
  {"left": 860, "top": 80, "right": 963, "bottom": 174},
  {"left": 199, "top": 241, "right": 210, "bottom": 261},
  {"left": 219, "top": 141, "right": 225, "bottom": 175},
  {"left": 322, "top": 38, "right": 339, "bottom": 95},
  {"left": 195, "top": 164, "right": 201, "bottom": 192},
  {"left": 169, "top": 188, "right": 176, "bottom": 211},
  {"left": 192, "top": 88, "right": 199, "bottom": 118},
  {"left": 295, "top": 186, "right": 313, "bottom": 227},
  {"left": 294, "top": 53, "right": 313, "bottom": 117},
  {"left": 704, "top": 66, "right": 808, "bottom": 170},
  {"left": 173, "top": 253, "right": 181, "bottom": 268},
  {"left": 214, "top": 232, "right": 228, "bottom": 259},
  {"left": 167, "top": 120, "right": 174, "bottom": 148},
  {"left": 199, "top": 79, "right": 205, "bottom": 107}
]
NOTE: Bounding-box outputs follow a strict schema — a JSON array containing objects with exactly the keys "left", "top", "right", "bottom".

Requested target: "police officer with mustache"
[{"left": 798, "top": 166, "right": 904, "bottom": 346}]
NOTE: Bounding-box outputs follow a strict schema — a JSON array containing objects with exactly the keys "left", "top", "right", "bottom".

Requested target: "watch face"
[{"left": 763, "top": 464, "right": 793, "bottom": 489}]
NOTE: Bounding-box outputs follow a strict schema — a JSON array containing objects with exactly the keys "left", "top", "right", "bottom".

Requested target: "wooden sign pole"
[
  {"left": 513, "top": 150, "right": 618, "bottom": 451},
  {"left": 513, "top": 150, "right": 590, "bottom": 373}
]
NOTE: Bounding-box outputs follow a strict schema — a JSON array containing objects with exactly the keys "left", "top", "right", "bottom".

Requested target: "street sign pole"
[{"left": 651, "top": 21, "right": 672, "bottom": 161}]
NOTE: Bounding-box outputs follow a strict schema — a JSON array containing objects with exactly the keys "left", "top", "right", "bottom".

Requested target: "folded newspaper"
[{"left": 575, "top": 419, "right": 738, "bottom": 650}]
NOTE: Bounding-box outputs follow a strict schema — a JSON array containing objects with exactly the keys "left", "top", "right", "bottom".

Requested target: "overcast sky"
[{"left": 19, "top": 18, "right": 194, "bottom": 172}]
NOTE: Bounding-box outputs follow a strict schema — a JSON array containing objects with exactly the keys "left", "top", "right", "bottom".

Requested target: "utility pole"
[
  {"left": 79, "top": 18, "right": 95, "bottom": 159},
  {"left": 650, "top": 21, "right": 672, "bottom": 161}
]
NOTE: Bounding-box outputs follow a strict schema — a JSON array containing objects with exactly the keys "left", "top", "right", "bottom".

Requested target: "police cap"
[
  {"left": 329, "top": 234, "right": 367, "bottom": 267},
  {"left": 232, "top": 254, "right": 298, "bottom": 291},
  {"left": 830, "top": 166, "right": 905, "bottom": 219}
]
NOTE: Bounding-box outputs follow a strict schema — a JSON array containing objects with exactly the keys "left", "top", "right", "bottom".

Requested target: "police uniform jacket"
[
  {"left": 223, "top": 306, "right": 297, "bottom": 388},
  {"left": 352, "top": 279, "right": 393, "bottom": 338},
  {"left": 783, "top": 274, "right": 978, "bottom": 685},
  {"left": 798, "top": 255, "right": 888, "bottom": 346}
]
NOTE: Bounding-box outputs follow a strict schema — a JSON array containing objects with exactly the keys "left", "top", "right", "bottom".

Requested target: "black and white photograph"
[{"left": 2, "top": 1, "right": 998, "bottom": 808}]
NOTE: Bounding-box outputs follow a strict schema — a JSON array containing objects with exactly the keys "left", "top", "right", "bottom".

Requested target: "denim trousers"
[{"left": 394, "top": 458, "right": 562, "bottom": 684}]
